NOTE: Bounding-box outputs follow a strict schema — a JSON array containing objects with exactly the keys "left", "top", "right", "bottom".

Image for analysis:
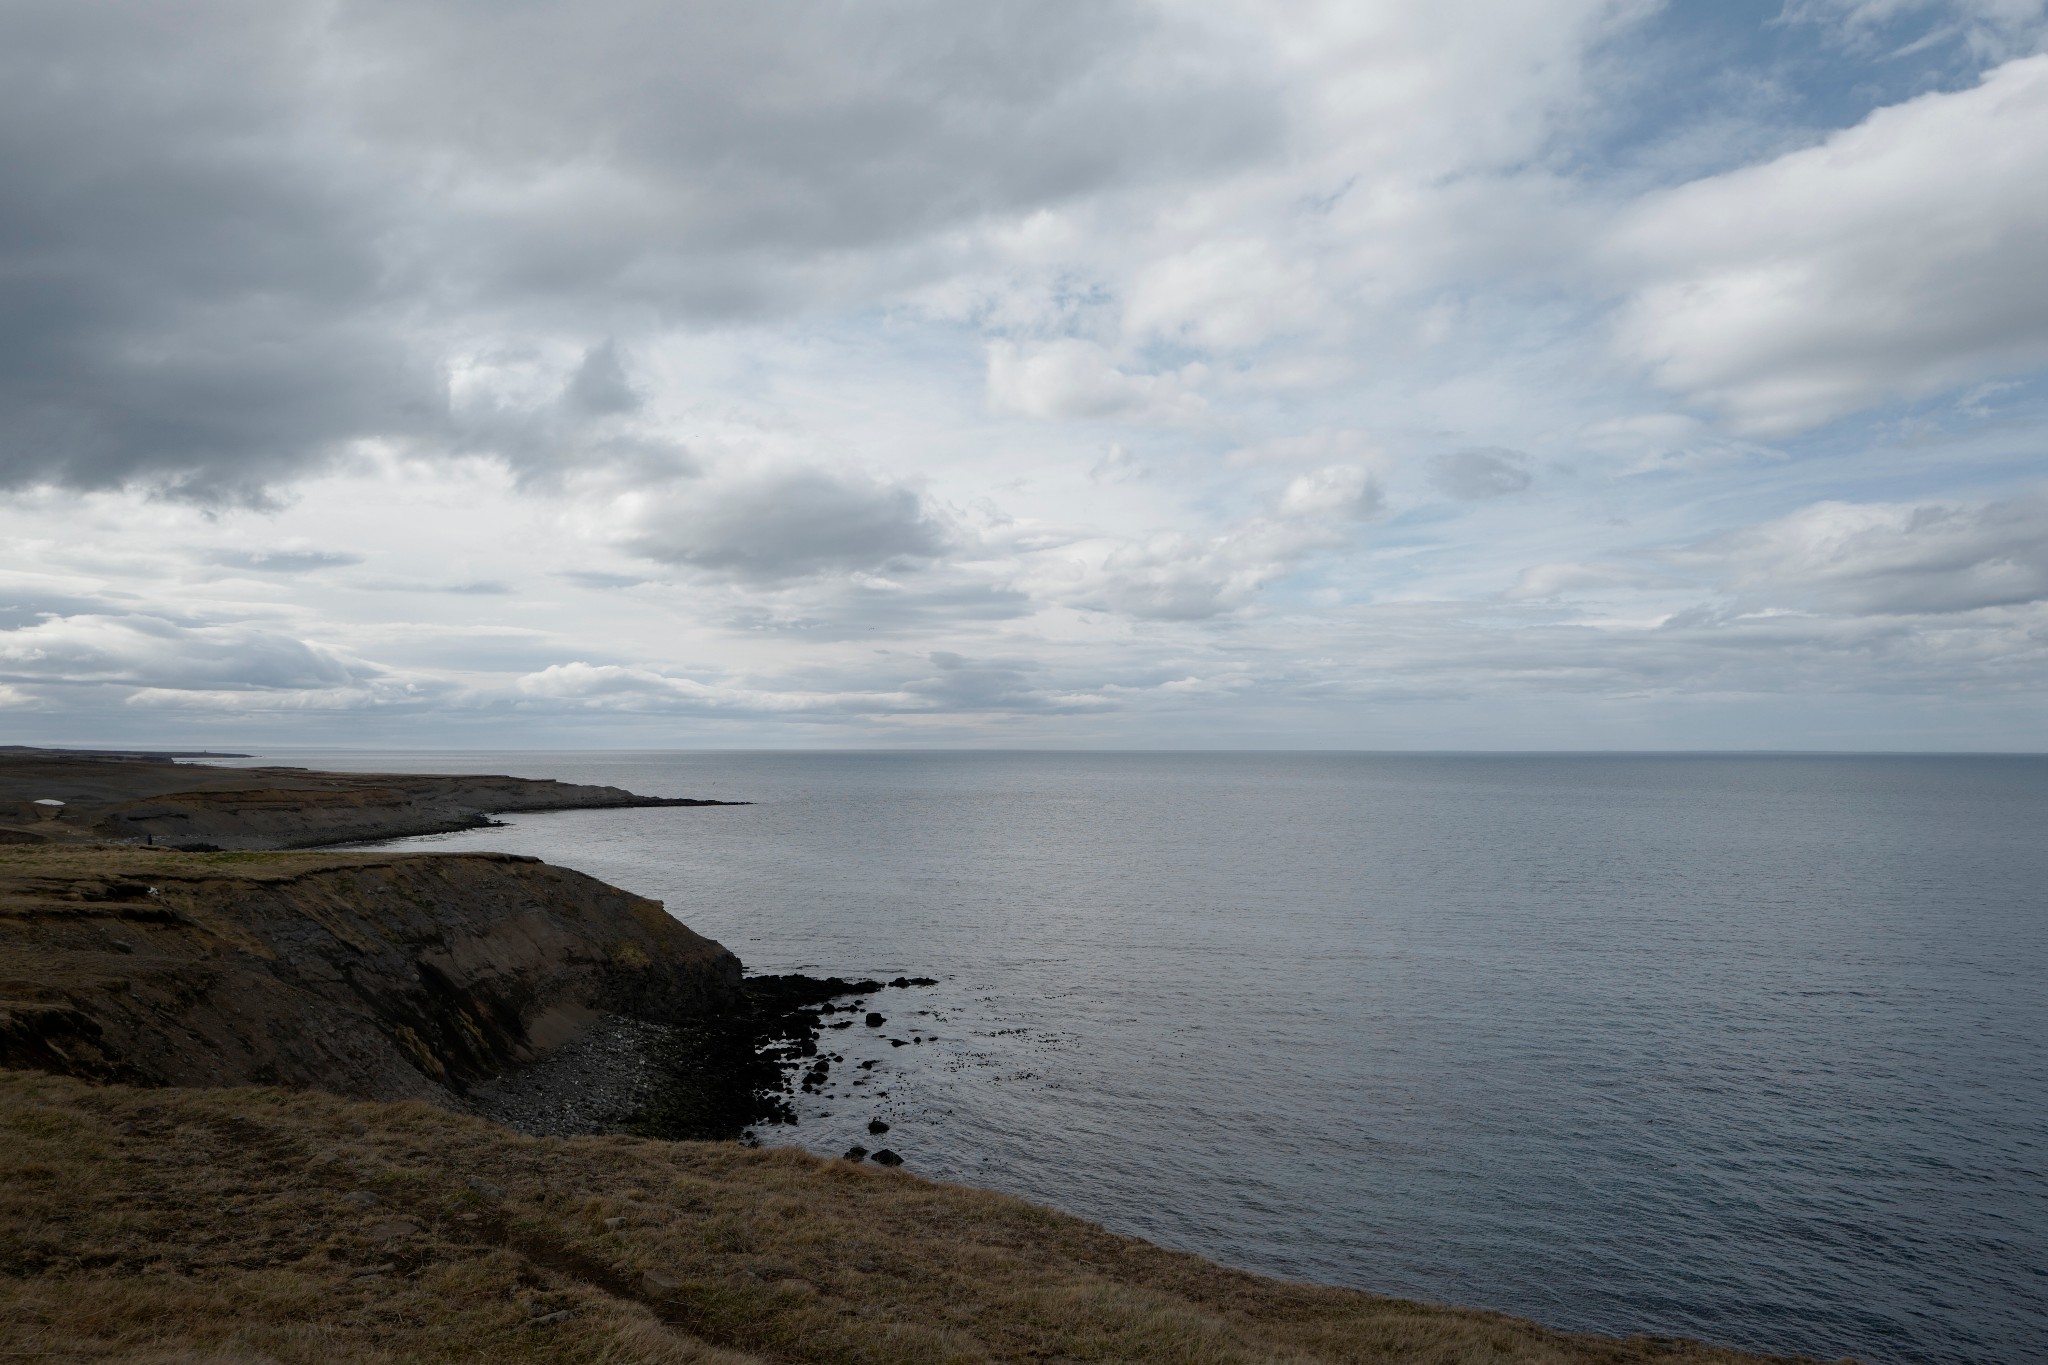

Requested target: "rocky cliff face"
[{"left": 0, "top": 848, "right": 743, "bottom": 1107}]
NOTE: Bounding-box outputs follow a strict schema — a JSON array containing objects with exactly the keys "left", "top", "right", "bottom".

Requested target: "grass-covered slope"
[{"left": 0, "top": 1071, "right": 1819, "bottom": 1365}]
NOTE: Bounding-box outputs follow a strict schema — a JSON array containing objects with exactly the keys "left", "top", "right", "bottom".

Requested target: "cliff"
[
  {"left": 0, "top": 748, "right": 743, "bottom": 850},
  {"left": 0, "top": 846, "right": 742, "bottom": 1106}
]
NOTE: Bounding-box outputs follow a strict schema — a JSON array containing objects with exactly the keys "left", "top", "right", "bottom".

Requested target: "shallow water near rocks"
[{"left": 289, "top": 749, "right": 2048, "bottom": 1364}]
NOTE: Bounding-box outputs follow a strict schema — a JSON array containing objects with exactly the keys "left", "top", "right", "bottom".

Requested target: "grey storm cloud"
[
  {"left": 0, "top": 0, "right": 1276, "bottom": 499},
  {"left": 0, "top": 1, "right": 443, "bottom": 500},
  {"left": 1428, "top": 448, "right": 1535, "bottom": 500},
  {"left": 624, "top": 469, "right": 950, "bottom": 581},
  {"left": 342, "top": 0, "right": 1275, "bottom": 281}
]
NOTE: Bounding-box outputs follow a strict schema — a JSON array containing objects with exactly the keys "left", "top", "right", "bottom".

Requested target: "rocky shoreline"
[
  {"left": 0, "top": 749, "right": 942, "bottom": 1153},
  {"left": 0, "top": 837, "right": 938, "bottom": 1152},
  {"left": 467, "top": 973, "right": 942, "bottom": 1145}
]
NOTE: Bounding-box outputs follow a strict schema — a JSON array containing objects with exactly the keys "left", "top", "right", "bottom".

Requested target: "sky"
[{"left": 4, "top": 0, "right": 2048, "bottom": 750}]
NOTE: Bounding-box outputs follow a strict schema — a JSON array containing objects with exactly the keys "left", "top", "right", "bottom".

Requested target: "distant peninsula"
[{"left": 0, "top": 745, "right": 745, "bottom": 850}]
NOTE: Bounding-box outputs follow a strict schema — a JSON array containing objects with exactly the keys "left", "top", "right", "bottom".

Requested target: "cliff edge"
[{"left": 0, "top": 846, "right": 742, "bottom": 1107}]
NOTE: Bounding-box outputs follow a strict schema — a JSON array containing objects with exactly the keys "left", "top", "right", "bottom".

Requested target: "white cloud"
[
  {"left": 1121, "top": 236, "right": 1328, "bottom": 350},
  {"left": 4, "top": 3, "right": 2048, "bottom": 746},
  {"left": 516, "top": 662, "right": 920, "bottom": 714},
  {"left": 1614, "top": 54, "right": 2048, "bottom": 433},
  {"left": 1502, "top": 562, "right": 1677, "bottom": 601},
  {"left": 0, "top": 614, "right": 377, "bottom": 692},
  {"left": 1278, "top": 465, "right": 1384, "bottom": 520},
  {"left": 1673, "top": 490, "right": 2048, "bottom": 613},
  {"left": 1783, "top": 0, "right": 2048, "bottom": 58},
  {"left": 985, "top": 341, "right": 1207, "bottom": 422},
  {"left": 1056, "top": 464, "right": 1384, "bottom": 620}
]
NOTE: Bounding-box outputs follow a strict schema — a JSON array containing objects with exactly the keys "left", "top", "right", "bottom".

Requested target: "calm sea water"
[{"left": 253, "top": 750, "right": 2045, "bottom": 1364}]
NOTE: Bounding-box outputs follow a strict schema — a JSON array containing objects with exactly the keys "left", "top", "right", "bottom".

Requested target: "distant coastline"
[{"left": 0, "top": 744, "right": 746, "bottom": 851}]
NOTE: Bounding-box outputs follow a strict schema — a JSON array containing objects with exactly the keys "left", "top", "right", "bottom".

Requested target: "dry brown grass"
[{"left": 0, "top": 1071, "right": 1835, "bottom": 1365}]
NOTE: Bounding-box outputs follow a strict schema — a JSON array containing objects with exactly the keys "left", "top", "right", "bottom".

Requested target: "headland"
[
  {"left": 0, "top": 750, "right": 1833, "bottom": 1363},
  {"left": 0, "top": 745, "right": 744, "bottom": 851}
]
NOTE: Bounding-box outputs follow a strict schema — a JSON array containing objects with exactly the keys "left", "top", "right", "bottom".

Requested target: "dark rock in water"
[
  {"left": 868, "top": 1118, "right": 889, "bottom": 1135},
  {"left": 889, "top": 977, "right": 909, "bottom": 988},
  {"left": 843, "top": 1145, "right": 868, "bottom": 1161},
  {"left": 906, "top": 976, "right": 938, "bottom": 987},
  {"left": 858, "top": 1059, "right": 878, "bottom": 1070},
  {"left": 744, "top": 975, "right": 884, "bottom": 1010},
  {"left": 870, "top": 1149, "right": 903, "bottom": 1167},
  {"left": 864, "top": 1013, "right": 886, "bottom": 1028},
  {"left": 629, "top": 971, "right": 921, "bottom": 1143},
  {"left": 889, "top": 1039, "right": 908, "bottom": 1047}
]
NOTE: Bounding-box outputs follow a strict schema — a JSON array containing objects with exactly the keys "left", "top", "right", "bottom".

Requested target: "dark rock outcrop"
[{"left": 0, "top": 848, "right": 742, "bottom": 1107}]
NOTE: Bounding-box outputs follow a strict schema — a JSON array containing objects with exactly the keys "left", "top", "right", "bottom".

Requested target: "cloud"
[
  {"left": 1673, "top": 491, "right": 2048, "bottom": 614},
  {"left": 0, "top": 1, "right": 446, "bottom": 499},
  {"left": 1501, "top": 562, "right": 1677, "bottom": 601},
  {"left": 622, "top": 468, "right": 949, "bottom": 582},
  {"left": 0, "top": 614, "right": 375, "bottom": 692},
  {"left": 556, "top": 570, "right": 651, "bottom": 590},
  {"left": 516, "top": 661, "right": 922, "bottom": 715},
  {"left": 360, "top": 580, "right": 517, "bottom": 596},
  {"left": 985, "top": 341, "right": 1206, "bottom": 422},
  {"left": 0, "top": 0, "right": 1274, "bottom": 498},
  {"left": 1613, "top": 54, "right": 2048, "bottom": 434},
  {"left": 206, "top": 548, "right": 366, "bottom": 573},
  {"left": 561, "top": 340, "right": 641, "bottom": 417},
  {"left": 1278, "top": 465, "right": 1385, "bottom": 520},
  {"left": 1782, "top": 0, "right": 2048, "bottom": 59},
  {"left": 1067, "top": 464, "right": 1384, "bottom": 620},
  {"left": 342, "top": 0, "right": 1275, "bottom": 285},
  {"left": 1428, "top": 447, "right": 1534, "bottom": 499},
  {"left": 1225, "top": 428, "right": 1382, "bottom": 469}
]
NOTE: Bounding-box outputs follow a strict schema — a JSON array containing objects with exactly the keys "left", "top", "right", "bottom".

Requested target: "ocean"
[{"left": 245, "top": 749, "right": 2048, "bottom": 1364}]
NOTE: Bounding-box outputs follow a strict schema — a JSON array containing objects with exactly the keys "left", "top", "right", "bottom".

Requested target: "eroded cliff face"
[{"left": 0, "top": 848, "right": 742, "bottom": 1106}]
